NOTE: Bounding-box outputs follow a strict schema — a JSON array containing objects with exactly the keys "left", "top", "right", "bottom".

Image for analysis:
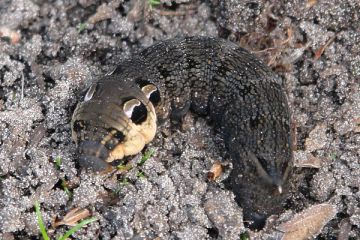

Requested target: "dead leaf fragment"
[
  {"left": 207, "top": 161, "right": 223, "bottom": 181},
  {"left": 306, "top": 0, "right": 318, "bottom": 9},
  {"left": 279, "top": 203, "right": 337, "bottom": 240},
  {"left": 314, "top": 35, "right": 336, "bottom": 60},
  {"left": 127, "top": 0, "right": 145, "bottom": 22},
  {"left": 0, "top": 26, "right": 21, "bottom": 44},
  {"left": 159, "top": 10, "right": 189, "bottom": 16},
  {"left": 53, "top": 208, "right": 91, "bottom": 227},
  {"left": 294, "top": 151, "right": 322, "bottom": 168},
  {"left": 281, "top": 27, "right": 293, "bottom": 45},
  {"left": 305, "top": 124, "right": 328, "bottom": 152},
  {"left": 88, "top": 1, "right": 120, "bottom": 24}
]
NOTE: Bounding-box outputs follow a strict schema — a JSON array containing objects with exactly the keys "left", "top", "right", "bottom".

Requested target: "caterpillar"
[{"left": 71, "top": 36, "right": 293, "bottom": 228}]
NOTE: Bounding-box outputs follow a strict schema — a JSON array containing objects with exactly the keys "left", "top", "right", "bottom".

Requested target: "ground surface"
[{"left": 0, "top": 0, "right": 359, "bottom": 239}]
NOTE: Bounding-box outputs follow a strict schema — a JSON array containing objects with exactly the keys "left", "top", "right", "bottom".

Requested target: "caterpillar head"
[{"left": 71, "top": 76, "right": 160, "bottom": 172}]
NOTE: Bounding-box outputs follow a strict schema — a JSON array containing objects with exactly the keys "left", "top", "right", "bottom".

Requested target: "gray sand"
[{"left": 0, "top": 0, "right": 359, "bottom": 239}]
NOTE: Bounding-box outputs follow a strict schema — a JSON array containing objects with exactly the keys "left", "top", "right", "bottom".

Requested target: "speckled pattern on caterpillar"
[{"left": 71, "top": 36, "right": 293, "bottom": 227}]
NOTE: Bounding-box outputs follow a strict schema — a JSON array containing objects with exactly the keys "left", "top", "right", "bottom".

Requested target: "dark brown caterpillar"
[{"left": 71, "top": 36, "right": 293, "bottom": 228}]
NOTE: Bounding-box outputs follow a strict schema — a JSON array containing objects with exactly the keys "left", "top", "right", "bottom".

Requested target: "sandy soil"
[{"left": 0, "top": 0, "right": 359, "bottom": 239}]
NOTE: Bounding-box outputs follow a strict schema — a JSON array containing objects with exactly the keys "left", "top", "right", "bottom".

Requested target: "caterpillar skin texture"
[{"left": 71, "top": 36, "right": 293, "bottom": 226}]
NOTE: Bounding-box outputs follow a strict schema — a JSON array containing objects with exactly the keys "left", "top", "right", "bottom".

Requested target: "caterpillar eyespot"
[
  {"left": 123, "top": 98, "right": 148, "bottom": 124},
  {"left": 141, "top": 84, "right": 161, "bottom": 106}
]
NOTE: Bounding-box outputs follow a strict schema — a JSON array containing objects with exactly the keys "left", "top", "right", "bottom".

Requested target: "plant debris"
[
  {"left": 207, "top": 161, "right": 223, "bottom": 181},
  {"left": 278, "top": 204, "right": 337, "bottom": 240},
  {"left": 52, "top": 208, "right": 92, "bottom": 227}
]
